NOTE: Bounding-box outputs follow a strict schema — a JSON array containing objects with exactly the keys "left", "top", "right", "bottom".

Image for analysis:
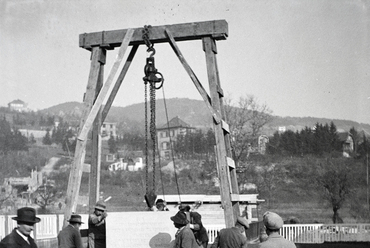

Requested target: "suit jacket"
[
  {"left": 58, "top": 225, "right": 83, "bottom": 248},
  {"left": 210, "top": 227, "right": 247, "bottom": 248},
  {"left": 188, "top": 212, "right": 209, "bottom": 243},
  {"left": 174, "top": 226, "right": 199, "bottom": 248},
  {"left": 0, "top": 229, "right": 38, "bottom": 248}
]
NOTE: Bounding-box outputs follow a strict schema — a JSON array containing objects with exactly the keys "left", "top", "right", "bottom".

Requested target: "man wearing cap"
[
  {"left": 179, "top": 204, "right": 209, "bottom": 248},
  {"left": 57, "top": 214, "right": 84, "bottom": 248},
  {"left": 210, "top": 216, "right": 249, "bottom": 248},
  {"left": 88, "top": 201, "right": 107, "bottom": 248},
  {"left": 170, "top": 211, "right": 199, "bottom": 248},
  {"left": 0, "top": 207, "right": 41, "bottom": 248},
  {"left": 259, "top": 211, "right": 296, "bottom": 248}
]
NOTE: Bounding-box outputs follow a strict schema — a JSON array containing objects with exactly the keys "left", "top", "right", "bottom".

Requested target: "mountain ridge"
[{"left": 40, "top": 98, "right": 370, "bottom": 135}]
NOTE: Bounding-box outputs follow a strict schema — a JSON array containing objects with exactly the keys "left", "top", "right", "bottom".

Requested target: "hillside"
[{"left": 39, "top": 98, "right": 370, "bottom": 135}]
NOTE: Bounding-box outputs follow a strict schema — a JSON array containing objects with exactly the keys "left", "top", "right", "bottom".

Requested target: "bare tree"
[
  {"left": 225, "top": 95, "right": 272, "bottom": 163},
  {"left": 315, "top": 157, "right": 354, "bottom": 223},
  {"left": 34, "top": 181, "right": 59, "bottom": 211}
]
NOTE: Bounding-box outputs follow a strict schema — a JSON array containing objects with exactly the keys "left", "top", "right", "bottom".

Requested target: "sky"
[{"left": 1, "top": 0, "right": 370, "bottom": 124}]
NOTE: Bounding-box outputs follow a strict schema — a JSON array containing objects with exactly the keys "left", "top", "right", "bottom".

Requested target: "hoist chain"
[
  {"left": 150, "top": 83, "right": 156, "bottom": 191},
  {"left": 144, "top": 83, "right": 149, "bottom": 195},
  {"left": 142, "top": 25, "right": 153, "bottom": 51},
  {"left": 143, "top": 24, "right": 165, "bottom": 208}
]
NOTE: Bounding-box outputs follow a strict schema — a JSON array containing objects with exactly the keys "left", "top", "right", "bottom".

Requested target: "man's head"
[
  {"left": 263, "top": 211, "right": 283, "bottom": 233},
  {"left": 94, "top": 201, "right": 106, "bottom": 215},
  {"left": 12, "top": 207, "right": 41, "bottom": 236},
  {"left": 170, "top": 211, "right": 188, "bottom": 229},
  {"left": 235, "top": 216, "right": 249, "bottom": 233},
  {"left": 68, "top": 214, "right": 84, "bottom": 229},
  {"left": 156, "top": 199, "right": 166, "bottom": 211},
  {"left": 178, "top": 204, "right": 191, "bottom": 212}
]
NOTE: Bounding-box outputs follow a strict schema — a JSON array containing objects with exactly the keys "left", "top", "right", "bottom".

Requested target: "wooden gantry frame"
[{"left": 64, "top": 20, "right": 241, "bottom": 228}]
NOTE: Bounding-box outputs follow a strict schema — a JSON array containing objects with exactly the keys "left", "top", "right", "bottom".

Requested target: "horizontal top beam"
[{"left": 79, "top": 20, "right": 228, "bottom": 50}]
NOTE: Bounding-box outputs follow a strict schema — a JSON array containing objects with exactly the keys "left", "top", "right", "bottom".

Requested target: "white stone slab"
[{"left": 106, "top": 211, "right": 177, "bottom": 248}]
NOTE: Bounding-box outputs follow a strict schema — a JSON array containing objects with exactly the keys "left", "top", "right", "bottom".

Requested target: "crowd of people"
[{"left": 0, "top": 202, "right": 296, "bottom": 248}]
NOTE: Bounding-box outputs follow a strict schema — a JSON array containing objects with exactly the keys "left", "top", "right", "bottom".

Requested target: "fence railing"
[
  {"left": 1, "top": 214, "right": 369, "bottom": 244},
  {"left": 280, "top": 224, "right": 370, "bottom": 243}
]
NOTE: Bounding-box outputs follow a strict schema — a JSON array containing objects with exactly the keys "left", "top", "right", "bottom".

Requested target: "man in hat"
[
  {"left": 170, "top": 211, "right": 199, "bottom": 248},
  {"left": 179, "top": 204, "right": 208, "bottom": 248},
  {"left": 88, "top": 201, "right": 107, "bottom": 248},
  {"left": 210, "top": 216, "right": 249, "bottom": 248},
  {"left": 0, "top": 207, "right": 41, "bottom": 248},
  {"left": 57, "top": 214, "right": 84, "bottom": 248},
  {"left": 259, "top": 211, "right": 296, "bottom": 248},
  {"left": 154, "top": 199, "right": 169, "bottom": 211}
]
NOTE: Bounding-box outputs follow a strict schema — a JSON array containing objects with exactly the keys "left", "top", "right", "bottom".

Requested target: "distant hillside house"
[
  {"left": 8, "top": 99, "right": 28, "bottom": 112},
  {"left": 101, "top": 122, "right": 117, "bottom": 140},
  {"left": 338, "top": 132, "right": 354, "bottom": 157},
  {"left": 157, "top": 116, "right": 195, "bottom": 159}
]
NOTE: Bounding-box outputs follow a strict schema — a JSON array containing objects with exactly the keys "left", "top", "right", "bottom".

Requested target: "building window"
[
  {"left": 164, "top": 151, "right": 170, "bottom": 159},
  {"left": 107, "top": 154, "right": 115, "bottom": 162}
]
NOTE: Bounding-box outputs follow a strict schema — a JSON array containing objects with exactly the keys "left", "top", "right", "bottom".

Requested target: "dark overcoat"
[{"left": 0, "top": 229, "right": 38, "bottom": 248}]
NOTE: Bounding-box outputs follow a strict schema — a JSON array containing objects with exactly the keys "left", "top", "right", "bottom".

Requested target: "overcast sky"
[{"left": 1, "top": 0, "right": 369, "bottom": 124}]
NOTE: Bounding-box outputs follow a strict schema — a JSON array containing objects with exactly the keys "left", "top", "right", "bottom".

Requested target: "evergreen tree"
[{"left": 42, "top": 129, "right": 52, "bottom": 145}]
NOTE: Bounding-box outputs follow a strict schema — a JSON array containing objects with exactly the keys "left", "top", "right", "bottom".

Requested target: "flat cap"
[{"left": 263, "top": 211, "right": 283, "bottom": 230}]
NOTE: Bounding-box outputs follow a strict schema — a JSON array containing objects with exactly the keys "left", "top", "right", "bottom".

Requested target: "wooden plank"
[
  {"left": 203, "top": 36, "right": 239, "bottom": 228},
  {"left": 226, "top": 157, "right": 235, "bottom": 169},
  {"left": 102, "top": 45, "right": 139, "bottom": 122},
  {"left": 64, "top": 47, "right": 102, "bottom": 227},
  {"left": 80, "top": 20, "right": 228, "bottom": 50},
  {"left": 78, "top": 28, "right": 134, "bottom": 141},
  {"left": 90, "top": 61, "right": 104, "bottom": 211},
  {"left": 165, "top": 28, "right": 221, "bottom": 124},
  {"left": 221, "top": 120, "right": 230, "bottom": 134}
]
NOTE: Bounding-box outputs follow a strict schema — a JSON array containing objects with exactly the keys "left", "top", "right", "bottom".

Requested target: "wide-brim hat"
[
  {"left": 12, "top": 207, "right": 41, "bottom": 224},
  {"left": 94, "top": 201, "right": 106, "bottom": 211},
  {"left": 170, "top": 211, "right": 188, "bottom": 225},
  {"left": 68, "top": 214, "right": 84, "bottom": 224}
]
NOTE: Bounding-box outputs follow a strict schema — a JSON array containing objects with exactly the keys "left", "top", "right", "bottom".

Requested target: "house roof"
[
  {"left": 8, "top": 99, "right": 25, "bottom": 105},
  {"left": 158, "top": 116, "right": 192, "bottom": 130},
  {"left": 337, "top": 132, "right": 352, "bottom": 142}
]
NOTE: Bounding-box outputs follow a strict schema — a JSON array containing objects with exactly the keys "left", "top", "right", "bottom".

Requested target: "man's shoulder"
[{"left": 0, "top": 231, "right": 20, "bottom": 246}]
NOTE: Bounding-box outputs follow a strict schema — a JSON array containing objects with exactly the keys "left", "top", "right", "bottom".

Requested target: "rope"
[{"left": 161, "top": 86, "right": 181, "bottom": 203}]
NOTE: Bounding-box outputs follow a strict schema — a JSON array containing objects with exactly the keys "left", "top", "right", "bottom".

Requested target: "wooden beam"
[
  {"left": 102, "top": 45, "right": 139, "bottom": 122},
  {"left": 203, "top": 36, "right": 240, "bottom": 228},
  {"left": 89, "top": 61, "right": 104, "bottom": 212},
  {"left": 78, "top": 29, "right": 134, "bottom": 141},
  {"left": 80, "top": 20, "right": 228, "bottom": 50},
  {"left": 165, "top": 29, "right": 221, "bottom": 124},
  {"left": 64, "top": 47, "right": 102, "bottom": 227}
]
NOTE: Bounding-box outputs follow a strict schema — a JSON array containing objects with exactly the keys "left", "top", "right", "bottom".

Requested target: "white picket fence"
[
  {"left": 1, "top": 214, "right": 370, "bottom": 244},
  {"left": 280, "top": 223, "right": 370, "bottom": 243}
]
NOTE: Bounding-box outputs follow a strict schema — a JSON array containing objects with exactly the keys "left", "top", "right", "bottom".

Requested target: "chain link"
[
  {"left": 142, "top": 25, "right": 153, "bottom": 50},
  {"left": 144, "top": 82, "right": 149, "bottom": 194},
  {"left": 150, "top": 83, "right": 156, "bottom": 191}
]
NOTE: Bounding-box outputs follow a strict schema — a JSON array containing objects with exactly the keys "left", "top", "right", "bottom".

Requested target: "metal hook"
[{"left": 147, "top": 46, "right": 156, "bottom": 57}]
